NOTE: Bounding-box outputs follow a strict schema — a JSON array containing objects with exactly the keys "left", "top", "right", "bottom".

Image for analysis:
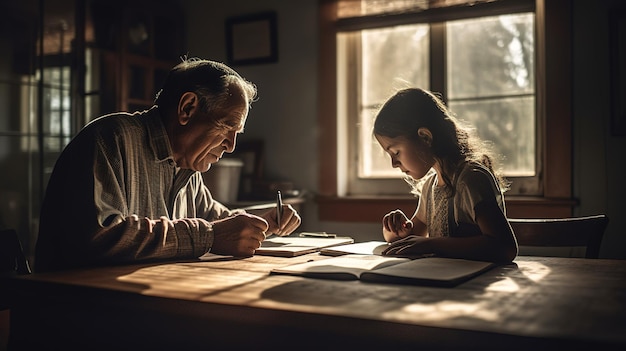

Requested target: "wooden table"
[{"left": 5, "top": 254, "right": 626, "bottom": 350}]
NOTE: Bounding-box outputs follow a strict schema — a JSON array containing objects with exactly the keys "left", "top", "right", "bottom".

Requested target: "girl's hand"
[
  {"left": 382, "top": 209, "right": 413, "bottom": 242},
  {"left": 382, "top": 235, "right": 430, "bottom": 256}
]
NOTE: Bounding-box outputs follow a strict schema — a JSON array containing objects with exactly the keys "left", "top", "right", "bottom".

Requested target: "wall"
[
  {"left": 181, "top": 0, "right": 332, "bottom": 234},
  {"left": 182, "top": 0, "right": 626, "bottom": 258},
  {"left": 572, "top": 0, "right": 626, "bottom": 259}
]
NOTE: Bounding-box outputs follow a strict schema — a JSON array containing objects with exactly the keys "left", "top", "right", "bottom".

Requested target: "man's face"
[{"left": 172, "top": 92, "right": 248, "bottom": 172}]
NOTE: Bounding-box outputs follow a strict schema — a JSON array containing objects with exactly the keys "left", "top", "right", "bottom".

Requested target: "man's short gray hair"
[{"left": 154, "top": 58, "right": 257, "bottom": 117}]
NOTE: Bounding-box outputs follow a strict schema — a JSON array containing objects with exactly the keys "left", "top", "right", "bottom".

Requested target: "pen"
[
  {"left": 299, "top": 232, "right": 337, "bottom": 238},
  {"left": 276, "top": 190, "right": 283, "bottom": 231}
]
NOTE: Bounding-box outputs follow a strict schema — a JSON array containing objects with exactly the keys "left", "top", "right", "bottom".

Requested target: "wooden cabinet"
[
  {"left": 90, "top": 0, "right": 184, "bottom": 113},
  {"left": 122, "top": 55, "right": 173, "bottom": 112}
]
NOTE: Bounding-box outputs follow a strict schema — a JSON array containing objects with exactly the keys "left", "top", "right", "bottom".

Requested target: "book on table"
[
  {"left": 270, "top": 254, "right": 497, "bottom": 287},
  {"left": 254, "top": 235, "right": 354, "bottom": 257},
  {"left": 319, "top": 240, "right": 390, "bottom": 256},
  {"left": 320, "top": 235, "right": 434, "bottom": 257}
]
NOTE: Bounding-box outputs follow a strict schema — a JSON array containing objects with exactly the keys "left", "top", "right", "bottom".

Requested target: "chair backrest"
[
  {"left": 508, "top": 215, "right": 609, "bottom": 259},
  {"left": 1, "top": 229, "right": 32, "bottom": 311},
  {"left": 0, "top": 229, "right": 31, "bottom": 276}
]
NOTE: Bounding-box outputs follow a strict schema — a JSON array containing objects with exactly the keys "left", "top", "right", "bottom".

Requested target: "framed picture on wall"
[{"left": 225, "top": 12, "right": 278, "bottom": 66}]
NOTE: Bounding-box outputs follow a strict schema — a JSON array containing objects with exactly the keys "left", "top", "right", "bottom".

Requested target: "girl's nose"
[{"left": 391, "top": 157, "right": 400, "bottom": 168}]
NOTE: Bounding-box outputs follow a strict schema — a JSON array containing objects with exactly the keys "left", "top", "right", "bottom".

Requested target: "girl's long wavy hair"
[{"left": 373, "top": 88, "right": 509, "bottom": 196}]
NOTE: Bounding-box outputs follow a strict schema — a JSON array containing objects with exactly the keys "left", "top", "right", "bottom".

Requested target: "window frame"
[{"left": 317, "top": 0, "right": 576, "bottom": 221}]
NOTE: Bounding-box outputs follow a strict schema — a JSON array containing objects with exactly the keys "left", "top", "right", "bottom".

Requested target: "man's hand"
[
  {"left": 210, "top": 213, "right": 269, "bottom": 256},
  {"left": 260, "top": 204, "right": 301, "bottom": 236}
]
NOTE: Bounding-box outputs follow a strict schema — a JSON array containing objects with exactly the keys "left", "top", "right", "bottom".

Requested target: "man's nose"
[{"left": 223, "top": 131, "right": 237, "bottom": 153}]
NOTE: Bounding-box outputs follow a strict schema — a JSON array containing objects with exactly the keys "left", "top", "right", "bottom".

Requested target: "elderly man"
[{"left": 35, "top": 58, "right": 301, "bottom": 272}]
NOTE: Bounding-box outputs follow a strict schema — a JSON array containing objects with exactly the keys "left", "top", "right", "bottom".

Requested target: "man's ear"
[
  {"left": 417, "top": 127, "right": 433, "bottom": 147},
  {"left": 177, "top": 92, "right": 199, "bottom": 126}
]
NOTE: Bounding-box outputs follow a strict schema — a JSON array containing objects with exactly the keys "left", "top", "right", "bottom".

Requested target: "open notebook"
[
  {"left": 319, "top": 241, "right": 390, "bottom": 256},
  {"left": 319, "top": 236, "right": 432, "bottom": 258},
  {"left": 271, "top": 254, "right": 497, "bottom": 287}
]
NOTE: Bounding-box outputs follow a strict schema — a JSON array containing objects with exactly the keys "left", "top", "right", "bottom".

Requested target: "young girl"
[{"left": 374, "top": 88, "right": 518, "bottom": 263}]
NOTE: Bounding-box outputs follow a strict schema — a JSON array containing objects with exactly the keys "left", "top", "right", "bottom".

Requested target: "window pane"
[
  {"left": 447, "top": 13, "right": 535, "bottom": 177},
  {"left": 359, "top": 24, "right": 429, "bottom": 178},
  {"left": 447, "top": 14, "right": 535, "bottom": 98},
  {"left": 449, "top": 97, "right": 535, "bottom": 176},
  {"left": 41, "top": 66, "right": 71, "bottom": 152}
]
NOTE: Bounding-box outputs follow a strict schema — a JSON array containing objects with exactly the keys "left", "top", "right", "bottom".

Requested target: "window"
[
  {"left": 40, "top": 65, "right": 72, "bottom": 152},
  {"left": 17, "top": 63, "right": 72, "bottom": 153},
  {"left": 318, "top": 0, "right": 575, "bottom": 221},
  {"left": 337, "top": 0, "right": 538, "bottom": 196}
]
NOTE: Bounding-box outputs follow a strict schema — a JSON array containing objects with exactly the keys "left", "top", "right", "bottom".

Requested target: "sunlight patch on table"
[
  {"left": 518, "top": 261, "right": 550, "bottom": 282},
  {"left": 388, "top": 300, "right": 500, "bottom": 322},
  {"left": 485, "top": 277, "right": 520, "bottom": 292}
]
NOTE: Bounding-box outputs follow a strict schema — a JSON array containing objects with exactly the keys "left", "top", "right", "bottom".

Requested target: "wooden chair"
[
  {"left": 1, "top": 228, "right": 31, "bottom": 351},
  {"left": 0, "top": 229, "right": 31, "bottom": 279},
  {"left": 508, "top": 215, "right": 609, "bottom": 259}
]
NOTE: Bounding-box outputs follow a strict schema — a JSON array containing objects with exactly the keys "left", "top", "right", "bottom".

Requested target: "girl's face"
[{"left": 375, "top": 134, "right": 435, "bottom": 180}]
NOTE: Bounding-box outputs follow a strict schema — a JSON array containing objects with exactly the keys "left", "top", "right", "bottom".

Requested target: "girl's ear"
[
  {"left": 177, "top": 92, "right": 199, "bottom": 126},
  {"left": 417, "top": 127, "right": 433, "bottom": 147}
]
